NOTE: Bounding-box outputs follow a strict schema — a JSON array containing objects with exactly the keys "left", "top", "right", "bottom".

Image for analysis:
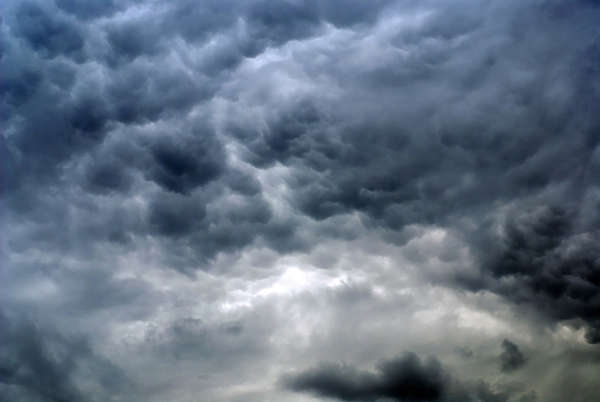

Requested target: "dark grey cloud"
[
  {"left": 283, "top": 352, "right": 533, "bottom": 402},
  {"left": 466, "top": 205, "right": 600, "bottom": 343},
  {"left": 145, "top": 133, "right": 224, "bottom": 195},
  {"left": 500, "top": 340, "right": 527, "bottom": 373},
  {"left": 283, "top": 353, "right": 445, "bottom": 401}
]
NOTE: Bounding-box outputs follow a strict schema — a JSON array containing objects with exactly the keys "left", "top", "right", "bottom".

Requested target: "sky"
[{"left": 1, "top": 0, "right": 600, "bottom": 401}]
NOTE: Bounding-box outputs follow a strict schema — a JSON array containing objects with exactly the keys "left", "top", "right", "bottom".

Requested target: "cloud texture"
[{"left": 2, "top": 0, "right": 600, "bottom": 400}]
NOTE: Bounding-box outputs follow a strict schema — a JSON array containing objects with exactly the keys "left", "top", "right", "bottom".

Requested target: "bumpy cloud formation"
[
  {"left": 220, "top": 0, "right": 600, "bottom": 340},
  {"left": 2, "top": 0, "right": 600, "bottom": 401},
  {"left": 284, "top": 353, "right": 445, "bottom": 401}
]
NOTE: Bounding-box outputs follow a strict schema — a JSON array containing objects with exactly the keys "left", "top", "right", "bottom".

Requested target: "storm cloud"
[
  {"left": 283, "top": 352, "right": 532, "bottom": 402},
  {"left": 2, "top": 0, "right": 600, "bottom": 401}
]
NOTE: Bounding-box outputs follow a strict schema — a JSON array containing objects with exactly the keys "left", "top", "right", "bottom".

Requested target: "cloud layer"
[{"left": 2, "top": 0, "right": 600, "bottom": 400}]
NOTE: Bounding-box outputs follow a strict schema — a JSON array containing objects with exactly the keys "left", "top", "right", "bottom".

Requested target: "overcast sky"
[{"left": 2, "top": 1, "right": 600, "bottom": 401}]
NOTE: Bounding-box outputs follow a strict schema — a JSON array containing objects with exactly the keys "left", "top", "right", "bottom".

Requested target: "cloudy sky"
[{"left": 2, "top": 0, "right": 600, "bottom": 401}]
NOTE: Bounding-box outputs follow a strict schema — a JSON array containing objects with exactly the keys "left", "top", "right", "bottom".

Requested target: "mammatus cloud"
[{"left": 2, "top": 0, "right": 600, "bottom": 400}]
